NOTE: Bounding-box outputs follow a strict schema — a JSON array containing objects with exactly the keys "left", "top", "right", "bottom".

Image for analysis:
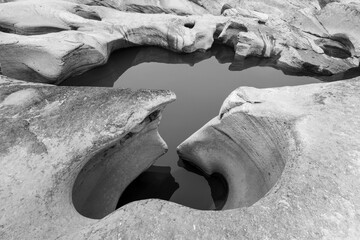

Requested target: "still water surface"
[{"left": 61, "top": 45, "right": 321, "bottom": 210}]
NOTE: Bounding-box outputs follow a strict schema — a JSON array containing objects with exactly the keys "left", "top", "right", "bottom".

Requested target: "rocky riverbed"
[{"left": 0, "top": 0, "right": 360, "bottom": 239}]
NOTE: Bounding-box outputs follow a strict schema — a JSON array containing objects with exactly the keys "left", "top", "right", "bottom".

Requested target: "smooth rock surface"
[
  {"left": 175, "top": 79, "right": 360, "bottom": 239},
  {"left": 0, "top": 0, "right": 359, "bottom": 83},
  {"left": 0, "top": 75, "right": 175, "bottom": 238}
]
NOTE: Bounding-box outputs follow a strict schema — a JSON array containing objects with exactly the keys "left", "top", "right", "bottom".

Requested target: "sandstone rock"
[
  {"left": 0, "top": 0, "right": 224, "bottom": 83},
  {"left": 175, "top": 79, "right": 360, "bottom": 239},
  {"left": 0, "top": 75, "right": 176, "bottom": 238},
  {"left": 0, "top": 0, "right": 360, "bottom": 239},
  {"left": 63, "top": 0, "right": 209, "bottom": 15},
  {"left": 217, "top": 1, "right": 360, "bottom": 76},
  {"left": 2, "top": 76, "right": 360, "bottom": 239},
  {"left": 0, "top": 0, "right": 359, "bottom": 84},
  {"left": 317, "top": 2, "right": 360, "bottom": 56}
]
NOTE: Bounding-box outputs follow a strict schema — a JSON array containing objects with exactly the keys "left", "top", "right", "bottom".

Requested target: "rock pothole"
[
  {"left": 177, "top": 111, "right": 289, "bottom": 210},
  {"left": 72, "top": 109, "right": 168, "bottom": 219}
]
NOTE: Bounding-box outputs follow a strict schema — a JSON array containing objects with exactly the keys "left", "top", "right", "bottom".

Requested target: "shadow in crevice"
[
  {"left": 116, "top": 160, "right": 228, "bottom": 211},
  {"left": 316, "top": 66, "right": 360, "bottom": 82},
  {"left": 116, "top": 166, "right": 179, "bottom": 208},
  {"left": 177, "top": 159, "right": 228, "bottom": 210}
]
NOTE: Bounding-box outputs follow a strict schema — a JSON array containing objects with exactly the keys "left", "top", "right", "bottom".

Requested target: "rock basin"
[{"left": 61, "top": 45, "right": 322, "bottom": 211}]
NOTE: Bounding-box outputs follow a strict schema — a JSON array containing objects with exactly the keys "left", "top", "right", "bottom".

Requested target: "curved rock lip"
[
  {"left": 0, "top": 75, "right": 176, "bottom": 239},
  {"left": 175, "top": 79, "right": 360, "bottom": 239}
]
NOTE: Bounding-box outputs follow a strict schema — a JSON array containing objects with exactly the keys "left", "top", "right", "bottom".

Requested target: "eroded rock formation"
[
  {"left": 0, "top": 0, "right": 359, "bottom": 83},
  {"left": 0, "top": 0, "right": 222, "bottom": 83},
  {"left": 1, "top": 0, "right": 360, "bottom": 239},
  {"left": 2, "top": 75, "right": 360, "bottom": 239},
  {"left": 0, "top": 75, "right": 175, "bottom": 238},
  {"left": 176, "top": 79, "right": 360, "bottom": 239}
]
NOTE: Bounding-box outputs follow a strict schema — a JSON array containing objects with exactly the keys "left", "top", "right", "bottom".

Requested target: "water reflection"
[
  {"left": 61, "top": 45, "right": 324, "bottom": 210},
  {"left": 61, "top": 44, "right": 233, "bottom": 87},
  {"left": 60, "top": 44, "right": 360, "bottom": 88}
]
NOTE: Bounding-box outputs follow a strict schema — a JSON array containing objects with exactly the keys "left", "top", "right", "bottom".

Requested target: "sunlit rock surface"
[
  {"left": 0, "top": 75, "right": 175, "bottom": 238},
  {"left": 0, "top": 0, "right": 359, "bottom": 83}
]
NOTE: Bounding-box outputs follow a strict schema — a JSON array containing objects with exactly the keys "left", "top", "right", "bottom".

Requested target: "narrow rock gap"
[{"left": 72, "top": 109, "right": 167, "bottom": 219}]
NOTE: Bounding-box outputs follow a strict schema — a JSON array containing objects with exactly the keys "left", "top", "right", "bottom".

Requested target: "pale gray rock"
[
  {"left": 317, "top": 2, "right": 360, "bottom": 56},
  {"left": 217, "top": 0, "right": 360, "bottom": 75},
  {"left": 0, "top": 1, "right": 360, "bottom": 238},
  {"left": 0, "top": 0, "right": 225, "bottom": 83},
  {"left": 175, "top": 79, "right": 360, "bottom": 239},
  {"left": 0, "top": 0, "right": 359, "bottom": 84},
  {"left": 0, "top": 75, "right": 175, "bottom": 238},
  {"left": 63, "top": 0, "right": 209, "bottom": 15},
  {"left": 2, "top": 77, "right": 359, "bottom": 239}
]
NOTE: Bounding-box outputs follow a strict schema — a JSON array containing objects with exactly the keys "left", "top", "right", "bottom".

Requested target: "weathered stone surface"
[
  {"left": 175, "top": 79, "right": 360, "bottom": 239},
  {"left": 0, "top": 0, "right": 359, "bottom": 83},
  {"left": 1, "top": 0, "right": 360, "bottom": 239},
  {"left": 217, "top": 0, "right": 360, "bottom": 76},
  {"left": 0, "top": 75, "right": 176, "bottom": 238},
  {"left": 3, "top": 75, "right": 358, "bottom": 239},
  {"left": 0, "top": 0, "right": 223, "bottom": 83}
]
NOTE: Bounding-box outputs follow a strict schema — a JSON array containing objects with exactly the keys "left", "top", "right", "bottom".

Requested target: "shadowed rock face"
[
  {"left": 116, "top": 165, "right": 179, "bottom": 209},
  {"left": 0, "top": 0, "right": 359, "bottom": 83},
  {"left": 72, "top": 109, "right": 168, "bottom": 219}
]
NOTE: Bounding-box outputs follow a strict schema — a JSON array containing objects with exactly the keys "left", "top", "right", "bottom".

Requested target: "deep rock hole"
[{"left": 184, "top": 22, "right": 195, "bottom": 29}]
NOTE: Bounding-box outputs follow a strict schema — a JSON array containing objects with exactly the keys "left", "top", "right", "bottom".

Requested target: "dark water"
[{"left": 61, "top": 45, "right": 321, "bottom": 211}]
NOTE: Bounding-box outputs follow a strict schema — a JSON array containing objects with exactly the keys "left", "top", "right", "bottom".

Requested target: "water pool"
[{"left": 61, "top": 45, "right": 322, "bottom": 211}]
